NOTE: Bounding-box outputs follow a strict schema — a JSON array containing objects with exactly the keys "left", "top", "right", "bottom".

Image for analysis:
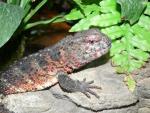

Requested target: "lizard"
[{"left": 0, "top": 28, "right": 111, "bottom": 98}]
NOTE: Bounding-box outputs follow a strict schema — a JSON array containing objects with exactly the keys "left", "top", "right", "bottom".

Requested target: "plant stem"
[
  {"left": 23, "top": 0, "right": 48, "bottom": 24},
  {"left": 24, "top": 15, "right": 65, "bottom": 30},
  {"left": 20, "top": 0, "right": 30, "bottom": 8}
]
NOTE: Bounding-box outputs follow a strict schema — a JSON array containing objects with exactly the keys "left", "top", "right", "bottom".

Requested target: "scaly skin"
[{"left": 0, "top": 28, "right": 111, "bottom": 96}]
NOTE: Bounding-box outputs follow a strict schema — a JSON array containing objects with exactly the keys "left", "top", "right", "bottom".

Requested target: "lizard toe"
[{"left": 79, "top": 78, "right": 101, "bottom": 98}]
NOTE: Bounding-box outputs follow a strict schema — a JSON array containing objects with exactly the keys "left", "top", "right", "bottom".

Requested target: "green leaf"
[
  {"left": 0, "top": 2, "right": 23, "bottom": 48},
  {"left": 131, "top": 25, "right": 150, "bottom": 48},
  {"left": 112, "top": 53, "right": 128, "bottom": 66},
  {"left": 121, "top": 31, "right": 145, "bottom": 72},
  {"left": 111, "top": 25, "right": 148, "bottom": 73},
  {"left": 23, "top": 0, "right": 48, "bottom": 23},
  {"left": 121, "top": 34, "right": 134, "bottom": 51},
  {"left": 7, "top": 0, "right": 20, "bottom": 5},
  {"left": 132, "top": 24, "right": 150, "bottom": 39},
  {"left": 129, "top": 49, "right": 149, "bottom": 61},
  {"left": 20, "top": 0, "right": 30, "bottom": 8},
  {"left": 131, "top": 36, "right": 150, "bottom": 51},
  {"left": 110, "top": 40, "right": 125, "bottom": 56},
  {"left": 144, "top": 2, "right": 150, "bottom": 15},
  {"left": 128, "top": 59, "right": 144, "bottom": 72},
  {"left": 73, "top": 0, "right": 85, "bottom": 12},
  {"left": 117, "top": 0, "right": 147, "bottom": 24},
  {"left": 65, "top": 8, "right": 84, "bottom": 20},
  {"left": 113, "top": 52, "right": 144, "bottom": 73},
  {"left": 69, "top": 11, "right": 121, "bottom": 32},
  {"left": 83, "top": 4, "right": 101, "bottom": 16},
  {"left": 100, "top": 0, "right": 117, "bottom": 13},
  {"left": 101, "top": 25, "right": 125, "bottom": 40},
  {"left": 73, "top": 0, "right": 101, "bottom": 15},
  {"left": 69, "top": 13, "right": 97, "bottom": 32},
  {"left": 23, "top": 2, "right": 31, "bottom": 18},
  {"left": 138, "top": 15, "right": 150, "bottom": 30},
  {"left": 93, "top": 11, "right": 121, "bottom": 27},
  {"left": 124, "top": 75, "right": 136, "bottom": 92}
]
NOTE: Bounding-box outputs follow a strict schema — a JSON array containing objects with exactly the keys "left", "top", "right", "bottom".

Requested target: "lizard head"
[{"left": 62, "top": 28, "right": 111, "bottom": 68}]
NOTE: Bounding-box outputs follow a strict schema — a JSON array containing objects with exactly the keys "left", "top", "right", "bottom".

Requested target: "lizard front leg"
[{"left": 58, "top": 74, "right": 101, "bottom": 98}]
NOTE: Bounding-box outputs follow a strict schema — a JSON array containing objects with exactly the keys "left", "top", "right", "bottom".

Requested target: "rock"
[
  {"left": 2, "top": 90, "right": 89, "bottom": 113},
  {"left": 133, "top": 61, "right": 150, "bottom": 81},
  {"left": 50, "top": 63, "right": 138, "bottom": 111},
  {"left": 138, "top": 107, "right": 150, "bottom": 113},
  {"left": 0, "top": 103, "right": 15, "bottom": 113},
  {"left": 134, "top": 60, "right": 150, "bottom": 111},
  {"left": 1, "top": 62, "right": 138, "bottom": 113},
  {"left": 97, "top": 105, "right": 138, "bottom": 113},
  {"left": 136, "top": 78, "right": 150, "bottom": 99},
  {"left": 2, "top": 91, "right": 53, "bottom": 113},
  {"left": 138, "top": 98, "right": 150, "bottom": 108},
  {"left": 0, "top": 95, "right": 14, "bottom": 113}
]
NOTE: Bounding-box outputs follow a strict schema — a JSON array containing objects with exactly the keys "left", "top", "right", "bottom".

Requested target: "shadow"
[{"left": 74, "top": 52, "right": 110, "bottom": 73}]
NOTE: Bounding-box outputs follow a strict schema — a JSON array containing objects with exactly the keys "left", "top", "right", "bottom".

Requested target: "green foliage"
[
  {"left": 0, "top": 2, "right": 23, "bottom": 48},
  {"left": 0, "top": 0, "right": 65, "bottom": 48},
  {"left": 65, "top": 8, "right": 84, "bottom": 20},
  {"left": 65, "top": 0, "right": 121, "bottom": 32},
  {"left": 7, "top": 0, "right": 20, "bottom": 5},
  {"left": 124, "top": 75, "right": 136, "bottom": 92},
  {"left": 117, "top": 0, "right": 148, "bottom": 24},
  {"left": 144, "top": 2, "right": 150, "bottom": 15},
  {"left": 138, "top": 15, "right": 150, "bottom": 30},
  {"left": 65, "top": 0, "right": 150, "bottom": 74}
]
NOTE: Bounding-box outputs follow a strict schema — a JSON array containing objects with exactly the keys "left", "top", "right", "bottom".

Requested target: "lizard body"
[{"left": 0, "top": 28, "right": 111, "bottom": 97}]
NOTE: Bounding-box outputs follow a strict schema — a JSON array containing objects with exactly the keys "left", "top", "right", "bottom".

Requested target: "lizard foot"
[
  {"left": 76, "top": 78, "right": 101, "bottom": 98},
  {"left": 58, "top": 74, "right": 101, "bottom": 98}
]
